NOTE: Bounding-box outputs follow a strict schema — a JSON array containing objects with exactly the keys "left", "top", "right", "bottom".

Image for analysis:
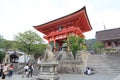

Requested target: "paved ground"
[
  {"left": 1, "top": 74, "right": 120, "bottom": 80},
  {"left": 58, "top": 74, "right": 120, "bottom": 80}
]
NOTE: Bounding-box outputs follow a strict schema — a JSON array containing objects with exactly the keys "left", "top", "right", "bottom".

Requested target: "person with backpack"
[
  {"left": 8, "top": 64, "right": 14, "bottom": 77},
  {"left": 22, "top": 64, "right": 29, "bottom": 78},
  {"left": 27, "top": 64, "right": 34, "bottom": 78},
  {"left": 0, "top": 64, "right": 3, "bottom": 77}
]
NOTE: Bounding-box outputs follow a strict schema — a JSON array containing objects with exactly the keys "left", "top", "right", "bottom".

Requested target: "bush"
[{"left": 104, "top": 48, "right": 118, "bottom": 54}]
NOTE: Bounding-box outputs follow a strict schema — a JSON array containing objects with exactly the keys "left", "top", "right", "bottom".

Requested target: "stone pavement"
[
  {"left": 59, "top": 74, "right": 120, "bottom": 80},
  {"left": 1, "top": 74, "right": 120, "bottom": 80}
]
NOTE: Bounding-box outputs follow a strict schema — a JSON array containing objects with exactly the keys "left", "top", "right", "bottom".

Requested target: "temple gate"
[{"left": 34, "top": 6, "right": 92, "bottom": 51}]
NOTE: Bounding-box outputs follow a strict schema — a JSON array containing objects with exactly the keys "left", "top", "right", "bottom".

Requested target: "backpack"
[{"left": 29, "top": 66, "right": 33, "bottom": 71}]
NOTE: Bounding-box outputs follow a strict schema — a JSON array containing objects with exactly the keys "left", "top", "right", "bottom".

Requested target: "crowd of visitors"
[
  {"left": 0, "top": 62, "right": 34, "bottom": 79},
  {"left": 0, "top": 63, "right": 14, "bottom": 79}
]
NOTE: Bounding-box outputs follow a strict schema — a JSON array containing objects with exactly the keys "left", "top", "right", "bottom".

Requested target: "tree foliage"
[
  {"left": 85, "top": 39, "right": 96, "bottom": 50},
  {"left": 67, "top": 35, "right": 84, "bottom": 59},
  {"left": 14, "top": 30, "right": 46, "bottom": 56},
  {"left": 0, "top": 35, "right": 6, "bottom": 63},
  {"left": 0, "top": 51, "right": 5, "bottom": 63},
  {"left": 92, "top": 42, "right": 104, "bottom": 54},
  {"left": 0, "top": 35, "right": 5, "bottom": 49},
  {"left": 93, "top": 42, "right": 104, "bottom": 49},
  {"left": 0, "top": 35, "right": 14, "bottom": 51}
]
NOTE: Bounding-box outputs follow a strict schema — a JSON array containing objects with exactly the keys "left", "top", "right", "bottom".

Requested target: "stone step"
[{"left": 87, "top": 54, "right": 120, "bottom": 74}]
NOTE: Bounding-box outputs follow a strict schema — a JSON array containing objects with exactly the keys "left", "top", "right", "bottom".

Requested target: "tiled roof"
[
  {"left": 33, "top": 6, "right": 92, "bottom": 35},
  {"left": 96, "top": 28, "right": 120, "bottom": 42}
]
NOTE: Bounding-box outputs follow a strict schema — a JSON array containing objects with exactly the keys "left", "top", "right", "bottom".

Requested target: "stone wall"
[
  {"left": 57, "top": 62, "right": 82, "bottom": 74},
  {"left": 57, "top": 51, "right": 83, "bottom": 74}
]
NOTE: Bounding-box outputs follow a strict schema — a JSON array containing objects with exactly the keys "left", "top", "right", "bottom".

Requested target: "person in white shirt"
[
  {"left": 2, "top": 63, "right": 9, "bottom": 79},
  {"left": 87, "top": 67, "right": 92, "bottom": 75},
  {"left": 22, "top": 64, "right": 29, "bottom": 78},
  {"left": 27, "top": 64, "right": 34, "bottom": 77}
]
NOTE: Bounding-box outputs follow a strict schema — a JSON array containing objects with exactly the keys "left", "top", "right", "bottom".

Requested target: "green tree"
[
  {"left": 93, "top": 42, "right": 104, "bottom": 49},
  {"left": 85, "top": 39, "right": 96, "bottom": 50},
  {"left": 93, "top": 42, "right": 104, "bottom": 54},
  {"left": 0, "top": 35, "right": 5, "bottom": 49},
  {"left": 0, "top": 35, "right": 19, "bottom": 62},
  {"left": 14, "top": 30, "right": 46, "bottom": 57},
  {"left": 0, "top": 35, "right": 13, "bottom": 51},
  {"left": 0, "top": 35, "right": 6, "bottom": 62},
  {"left": 0, "top": 35, "right": 4, "bottom": 42},
  {"left": 33, "top": 44, "right": 47, "bottom": 59},
  {"left": 67, "top": 35, "right": 84, "bottom": 59},
  {"left": 0, "top": 51, "right": 5, "bottom": 63}
]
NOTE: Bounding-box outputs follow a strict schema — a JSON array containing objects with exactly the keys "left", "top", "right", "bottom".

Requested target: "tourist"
[
  {"left": 0, "top": 64, "right": 3, "bottom": 77},
  {"left": 84, "top": 67, "right": 92, "bottom": 75},
  {"left": 8, "top": 64, "right": 14, "bottom": 77},
  {"left": 90, "top": 49, "right": 94, "bottom": 54},
  {"left": 87, "top": 67, "right": 92, "bottom": 75},
  {"left": 22, "top": 64, "right": 29, "bottom": 78},
  {"left": 27, "top": 64, "right": 34, "bottom": 78},
  {"left": 2, "top": 63, "right": 9, "bottom": 79}
]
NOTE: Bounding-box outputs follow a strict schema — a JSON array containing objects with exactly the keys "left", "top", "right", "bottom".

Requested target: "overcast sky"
[{"left": 0, "top": 0, "right": 120, "bottom": 41}]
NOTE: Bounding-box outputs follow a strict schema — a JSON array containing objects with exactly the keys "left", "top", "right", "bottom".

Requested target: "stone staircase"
[{"left": 87, "top": 53, "right": 120, "bottom": 74}]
